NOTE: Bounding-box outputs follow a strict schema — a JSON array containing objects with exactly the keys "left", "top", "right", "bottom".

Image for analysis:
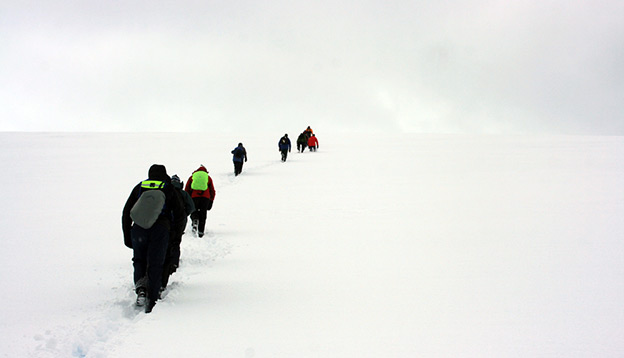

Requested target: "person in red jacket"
[
  {"left": 307, "top": 134, "right": 319, "bottom": 152},
  {"left": 184, "top": 165, "right": 216, "bottom": 238}
]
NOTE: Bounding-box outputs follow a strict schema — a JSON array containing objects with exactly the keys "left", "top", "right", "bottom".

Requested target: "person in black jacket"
[
  {"left": 278, "top": 134, "right": 291, "bottom": 162},
  {"left": 161, "top": 174, "right": 195, "bottom": 291},
  {"left": 231, "top": 143, "right": 247, "bottom": 176},
  {"left": 296, "top": 132, "right": 308, "bottom": 153},
  {"left": 122, "top": 164, "right": 185, "bottom": 313}
]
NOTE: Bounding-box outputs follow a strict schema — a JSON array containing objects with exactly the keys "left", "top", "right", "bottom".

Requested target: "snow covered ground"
[{"left": 1, "top": 132, "right": 623, "bottom": 357}]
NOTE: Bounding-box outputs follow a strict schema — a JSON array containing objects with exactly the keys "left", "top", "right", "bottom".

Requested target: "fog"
[{"left": 2, "top": 0, "right": 623, "bottom": 134}]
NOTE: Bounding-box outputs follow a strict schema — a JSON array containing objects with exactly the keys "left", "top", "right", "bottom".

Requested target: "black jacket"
[
  {"left": 297, "top": 133, "right": 307, "bottom": 145},
  {"left": 231, "top": 145, "right": 247, "bottom": 163},
  {"left": 122, "top": 164, "right": 186, "bottom": 248},
  {"left": 171, "top": 180, "right": 195, "bottom": 216}
]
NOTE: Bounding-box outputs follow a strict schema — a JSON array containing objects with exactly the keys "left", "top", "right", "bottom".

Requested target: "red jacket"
[
  {"left": 307, "top": 135, "right": 318, "bottom": 148},
  {"left": 185, "top": 166, "right": 216, "bottom": 200}
]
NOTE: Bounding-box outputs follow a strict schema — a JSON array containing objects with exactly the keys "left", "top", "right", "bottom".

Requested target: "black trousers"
[
  {"left": 161, "top": 223, "right": 184, "bottom": 288},
  {"left": 191, "top": 197, "right": 212, "bottom": 234},
  {"left": 132, "top": 222, "right": 169, "bottom": 301},
  {"left": 234, "top": 161, "right": 244, "bottom": 175}
]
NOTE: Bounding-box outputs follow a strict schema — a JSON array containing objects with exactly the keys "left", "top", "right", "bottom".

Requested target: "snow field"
[{"left": 0, "top": 132, "right": 623, "bottom": 357}]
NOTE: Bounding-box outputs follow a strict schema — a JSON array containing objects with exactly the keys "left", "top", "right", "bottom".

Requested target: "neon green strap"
[{"left": 141, "top": 180, "right": 165, "bottom": 189}]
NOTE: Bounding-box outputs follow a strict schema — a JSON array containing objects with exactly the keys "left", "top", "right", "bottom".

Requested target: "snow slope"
[{"left": 1, "top": 132, "right": 623, "bottom": 357}]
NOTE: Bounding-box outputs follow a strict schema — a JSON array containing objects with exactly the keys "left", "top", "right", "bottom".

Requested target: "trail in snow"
[
  {"left": 30, "top": 235, "right": 231, "bottom": 358},
  {"left": 28, "top": 140, "right": 293, "bottom": 358}
]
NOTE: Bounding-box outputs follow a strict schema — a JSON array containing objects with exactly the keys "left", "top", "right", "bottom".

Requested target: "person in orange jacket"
[
  {"left": 307, "top": 134, "right": 319, "bottom": 152},
  {"left": 304, "top": 126, "right": 313, "bottom": 139},
  {"left": 184, "top": 165, "right": 216, "bottom": 238}
]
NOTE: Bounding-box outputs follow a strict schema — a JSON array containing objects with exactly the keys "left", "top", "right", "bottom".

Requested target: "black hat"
[{"left": 148, "top": 164, "right": 168, "bottom": 181}]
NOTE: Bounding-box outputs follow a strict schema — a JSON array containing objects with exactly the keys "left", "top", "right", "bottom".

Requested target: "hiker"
[
  {"left": 231, "top": 143, "right": 247, "bottom": 176},
  {"left": 185, "top": 165, "right": 216, "bottom": 238},
  {"left": 304, "top": 126, "right": 313, "bottom": 138},
  {"left": 308, "top": 134, "right": 319, "bottom": 152},
  {"left": 296, "top": 132, "right": 308, "bottom": 153},
  {"left": 278, "top": 134, "right": 291, "bottom": 162},
  {"left": 122, "top": 164, "right": 185, "bottom": 313},
  {"left": 161, "top": 174, "right": 195, "bottom": 291}
]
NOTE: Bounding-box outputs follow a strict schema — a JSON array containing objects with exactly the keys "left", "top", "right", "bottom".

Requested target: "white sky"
[{"left": 1, "top": 0, "right": 623, "bottom": 134}]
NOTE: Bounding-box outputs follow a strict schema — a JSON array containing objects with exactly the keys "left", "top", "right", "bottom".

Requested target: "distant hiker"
[
  {"left": 296, "top": 132, "right": 308, "bottom": 153},
  {"left": 122, "top": 164, "right": 185, "bottom": 313},
  {"left": 231, "top": 143, "right": 247, "bottom": 176},
  {"left": 304, "top": 126, "right": 313, "bottom": 138},
  {"left": 161, "top": 174, "right": 195, "bottom": 291},
  {"left": 308, "top": 134, "right": 319, "bottom": 152},
  {"left": 185, "top": 165, "right": 216, "bottom": 238},
  {"left": 278, "top": 134, "right": 291, "bottom": 162}
]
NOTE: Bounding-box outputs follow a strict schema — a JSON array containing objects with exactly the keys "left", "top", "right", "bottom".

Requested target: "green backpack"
[{"left": 191, "top": 171, "right": 209, "bottom": 191}]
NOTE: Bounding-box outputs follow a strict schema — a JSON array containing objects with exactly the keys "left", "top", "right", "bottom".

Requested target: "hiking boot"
[
  {"left": 198, "top": 232, "right": 204, "bottom": 238},
  {"left": 145, "top": 299, "right": 156, "bottom": 313},
  {"left": 136, "top": 288, "right": 147, "bottom": 307},
  {"left": 191, "top": 220, "right": 199, "bottom": 235}
]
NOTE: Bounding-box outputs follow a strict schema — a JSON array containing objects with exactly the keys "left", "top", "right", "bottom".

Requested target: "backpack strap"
[
  {"left": 141, "top": 180, "right": 165, "bottom": 189},
  {"left": 136, "top": 179, "right": 170, "bottom": 221},
  {"left": 137, "top": 180, "right": 165, "bottom": 199}
]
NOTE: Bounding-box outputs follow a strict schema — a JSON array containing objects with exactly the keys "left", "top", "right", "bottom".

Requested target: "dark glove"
[
  {"left": 124, "top": 234, "right": 132, "bottom": 249},
  {"left": 206, "top": 199, "right": 214, "bottom": 211}
]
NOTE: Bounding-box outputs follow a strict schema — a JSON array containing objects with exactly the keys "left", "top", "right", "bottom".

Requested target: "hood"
[
  {"left": 148, "top": 164, "right": 170, "bottom": 182},
  {"left": 171, "top": 174, "right": 183, "bottom": 189},
  {"left": 195, "top": 165, "right": 208, "bottom": 173}
]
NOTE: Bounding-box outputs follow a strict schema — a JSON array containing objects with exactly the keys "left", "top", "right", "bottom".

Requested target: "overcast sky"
[{"left": 1, "top": 0, "right": 623, "bottom": 134}]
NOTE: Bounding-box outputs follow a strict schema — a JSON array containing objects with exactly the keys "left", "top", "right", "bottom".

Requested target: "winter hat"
[
  {"left": 148, "top": 164, "right": 168, "bottom": 181},
  {"left": 171, "top": 174, "right": 183, "bottom": 189}
]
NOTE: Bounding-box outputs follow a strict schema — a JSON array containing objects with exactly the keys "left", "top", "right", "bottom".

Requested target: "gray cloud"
[{"left": 2, "top": 0, "right": 623, "bottom": 134}]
